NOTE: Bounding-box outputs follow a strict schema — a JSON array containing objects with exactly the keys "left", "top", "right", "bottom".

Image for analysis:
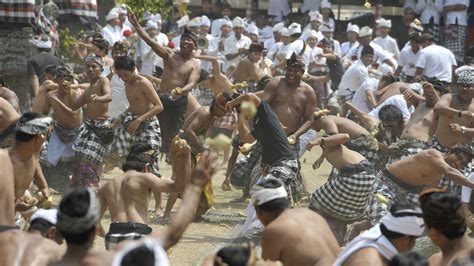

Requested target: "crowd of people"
[{"left": 0, "top": 0, "right": 474, "bottom": 265}]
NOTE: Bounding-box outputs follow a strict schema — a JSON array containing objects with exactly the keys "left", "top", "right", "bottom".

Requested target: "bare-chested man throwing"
[
  {"left": 43, "top": 65, "right": 83, "bottom": 166},
  {"left": 367, "top": 144, "right": 474, "bottom": 224},
  {"left": 128, "top": 10, "right": 201, "bottom": 157},
  {"left": 59, "top": 55, "right": 113, "bottom": 188},
  {"left": 232, "top": 42, "right": 272, "bottom": 91},
  {"left": 112, "top": 55, "right": 163, "bottom": 175},
  {"left": 98, "top": 138, "right": 191, "bottom": 249}
]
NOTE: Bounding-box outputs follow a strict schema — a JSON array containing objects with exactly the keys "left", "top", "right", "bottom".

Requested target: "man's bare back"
[
  {"left": 32, "top": 81, "right": 57, "bottom": 113},
  {"left": 0, "top": 230, "right": 65, "bottom": 266},
  {"left": 317, "top": 115, "right": 370, "bottom": 138},
  {"left": 262, "top": 76, "right": 316, "bottom": 135},
  {"left": 0, "top": 150, "right": 15, "bottom": 226},
  {"left": 98, "top": 175, "right": 128, "bottom": 223},
  {"left": 233, "top": 57, "right": 268, "bottom": 83},
  {"left": 46, "top": 89, "right": 83, "bottom": 129},
  {"left": 261, "top": 208, "right": 340, "bottom": 265},
  {"left": 0, "top": 98, "right": 20, "bottom": 132},
  {"left": 429, "top": 238, "right": 474, "bottom": 266},
  {"left": 183, "top": 106, "right": 215, "bottom": 137},
  {"left": 400, "top": 102, "right": 436, "bottom": 141}
]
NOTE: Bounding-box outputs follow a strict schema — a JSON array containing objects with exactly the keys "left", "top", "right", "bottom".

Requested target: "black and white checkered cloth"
[
  {"left": 366, "top": 168, "right": 423, "bottom": 225},
  {"left": 424, "top": 23, "right": 440, "bottom": 44},
  {"left": 267, "top": 158, "right": 303, "bottom": 206},
  {"left": 113, "top": 112, "right": 161, "bottom": 175},
  {"left": 444, "top": 24, "right": 467, "bottom": 63},
  {"left": 55, "top": 0, "right": 98, "bottom": 18},
  {"left": 0, "top": 0, "right": 35, "bottom": 24},
  {"left": 310, "top": 160, "right": 375, "bottom": 222},
  {"left": 73, "top": 119, "right": 114, "bottom": 166},
  {"left": 386, "top": 139, "right": 428, "bottom": 165},
  {"left": 230, "top": 142, "right": 262, "bottom": 189},
  {"left": 104, "top": 222, "right": 152, "bottom": 250}
]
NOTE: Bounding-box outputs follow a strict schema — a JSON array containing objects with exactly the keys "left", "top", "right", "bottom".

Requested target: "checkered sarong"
[
  {"left": 230, "top": 142, "right": 262, "bottom": 189},
  {"left": 113, "top": 112, "right": 161, "bottom": 175},
  {"left": 443, "top": 24, "right": 467, "bottom": 63},
  {"left": 386, "top": 139, "right": 428, "bottom": 165},
  {"left": 430, "top": 135, "right": 460, "bottom": 191},
  {"left": 213, "top": 111, "right": 237, "bottom": 131},
  {"left": 104, "top": 222, "right": 152, "bottom": 250},
  {"left": 265, "top": 158, "right": 303, "bottom": 206},
  {"left": 328, "top": 135, "right": 378, "bottom": 179},
  {"left": 310, "top": 160, "right": 375, "bottom": 222},
  {"left": 366, "top": 168, "right": 423, "bottom": 225},
  {"left": 424, "top": 23, "right": 440, "bottom": 44},
  {"left": 0, "top": 0, "right": 35, "bottom": 24},
  {"left": 73, "top": 118, "right": 114, "bottom": 166}
]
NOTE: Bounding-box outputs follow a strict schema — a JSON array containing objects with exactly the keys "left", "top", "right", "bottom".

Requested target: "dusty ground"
[{"left": 91, "top": 147, "right": 331, "bottom": 265}]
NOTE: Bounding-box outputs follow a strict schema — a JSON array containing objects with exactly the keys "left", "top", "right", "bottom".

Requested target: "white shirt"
[
  {"left": 351, "top": 78, "right": 379, "bottom": 113},
  {"left": 264, "top": 37, "right": 278, "bottom": 51},
  {"left": 398, "top": 45, "right": 420, "bottom": 77},
  {"left": 198, "top": 34, "right": 217, "bottom": 71},
  {"left": 138, "top": 34, "right": 168, "bottom": 76},
  {"left": 211, "top": 17, "right": 231, "bottom": 37},
  {"left": 100, "top": 24, "right": 121, "bottom": 48},
  {"left": 116, "top": 24, "right": 132, "bottom": 41},
  {"left": 300, "top": 0, "right": 321, "bottom": 13},
  {"left": 340, "top": 41, "right": 359, "bottom": 57},
  {"left": 258, "top": 25, "right": 273, "bottom": 43},
  {"left": 338, "top": 60, "right": 369, "bottom": 96},
  {"left": 286, "top": 39, "right": 306, "bottom": 59},
  {"left": 301, "top": 26, "right": 324, "bottom": 42},
  {"left": 322, "top": 18, "right": 336, "bottom": 32},
  {"left": 373, "top": 35, "right": 400, "bottom": 59},
  {"left": 223, "top": 34, "right": 252, "bottom": 71},
  {"left": 267, "top": 42, "right": 293, "bottom": 66},
  {"left": 416, "top": 0, "right": 443, "bottom": 24},
  {"left": 107, "top": 72, "right": 129, "bottom": 118},
  {"left": 416, "top": 44, "right": 457, "bottom": 82},
  {"left": 444, "top": 0, "right": 469, "bottom": 26},
  {"left": 345, "top": 42, "right": 394, "bottom": 63},
  {"left": 369, "top": 94, "right": 414, "bottom": 120}
]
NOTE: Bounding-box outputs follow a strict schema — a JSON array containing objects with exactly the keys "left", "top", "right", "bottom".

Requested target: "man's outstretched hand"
[
  {"left": 191, "top": 151, "right": 217, "bottom": 187},
  {"left": 127, "top": 9, "right": 139, "bottom": 27}
]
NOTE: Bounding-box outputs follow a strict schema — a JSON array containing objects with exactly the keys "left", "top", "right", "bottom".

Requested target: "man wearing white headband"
[
  {"left": 250, "top": 177, "right": 340, "bottom": 265},
  {"left": 223, "top": 16, "right": 252, "bottom": 73},
  {"left": 100, "top": 8, "right": 122, "bottom": 49},
  {"left": 373, "top": 18, "right": 400, "bottom": 59},
  {"left": 138, "top": 20, "right": 167, "bottom": 76},
  {"left": 28, "top": 35, "right": 63, "bottom": 97},
  {"left": 301, "top": 11, "right": 324, "bottom": 42},
  {"left": 264, "top": 22, "right": 284, "bottom": 51},
  {"left": 340, "top": 23, "right": 359, "bottom": 57},
  {"left": 334, "top": 202, "right": 425, "bottom": 265},
  {"left": 197, "top": 15, "right": 217, "bottom": 72},
  {"left": 0, "top": 208, "right": 64, "bottom": 265}
]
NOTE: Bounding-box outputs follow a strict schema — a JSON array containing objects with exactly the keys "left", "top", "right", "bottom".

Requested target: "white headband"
[
  {"left": 251, "top": 184, "right": 288, "bottom": 206},
  {"left": 381, "top": 208, "right": 425, "bottom": 237},
  {"left": 56, "top": 188, "right": 100, "bottom": 234},
  {"left": 112, "top": 238, "right": 170, "bottom": 266}
]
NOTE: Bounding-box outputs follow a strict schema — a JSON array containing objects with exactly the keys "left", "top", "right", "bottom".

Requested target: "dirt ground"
[{"left": 92, "top": 147, "right": 330, "bottom": 265}]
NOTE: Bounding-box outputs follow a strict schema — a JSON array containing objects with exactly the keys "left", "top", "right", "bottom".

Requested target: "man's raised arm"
[{"left": 128, "top": 11, "right": 172, "bottom": 61}]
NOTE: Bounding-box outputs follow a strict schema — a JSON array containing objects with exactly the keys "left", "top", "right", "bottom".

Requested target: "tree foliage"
[{"left": 116, "top": 0, "right": 173, "bottom": 20}]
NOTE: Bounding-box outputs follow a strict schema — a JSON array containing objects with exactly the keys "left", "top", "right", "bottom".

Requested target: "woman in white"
[{"left": 320, "top": 0, "right": 335, "bottom": 32}]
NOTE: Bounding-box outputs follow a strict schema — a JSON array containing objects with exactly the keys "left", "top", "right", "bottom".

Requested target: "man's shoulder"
[{"left": 346, "top": 247, "right": 385, "bottom": 265}]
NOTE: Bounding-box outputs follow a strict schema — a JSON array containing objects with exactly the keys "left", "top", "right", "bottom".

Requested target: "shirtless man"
[
  {"left": 43, "top": 65, "right": 83, "bottom": 166},
  {"left": 367, "top": 144, "right": 474, "bottom": 224},
  {"left": 128, "top": 10, "right": 201, "bottom": 157},
  {"left": 251, "top": 177, "right": 340, "bottom": 265},
  {"left": 99, "top": 139, "right": 191, "bottom": 249},
  {"left": 309, "top": 133, "right": 376, "bottom": 244},
  {"left": 232, "top": 42, "right": 271, "bottom": 89},
  {"left": 432, "top": 70, "right": 474, "bottom": 150},
  {"left": 164, "top": 97, "right": 228, "bottom": 219},
  {"left": 7, "top": 112, "right": 51, "bottom": 215},
  {"left": 420, "top": 189, "right": 474, "bottom": 266},
  {"left": 52, "top": 152, "right": 216, "bottom": 265},
  {"left": 0, "top": 209, "right": 65, "bottom": 265},
  {"left": 386, "top": 78, "right": 448, "bottom": 163},
  {"left": 308, "top": 112, "right": 379, "bottom": 166},
  {"left": 56, "top": 55, "right": 112, "bottom": 188},
  {"left": 0, "top": 98, "right": 20, "bottom": 148},
  {"left": 31, "top": 65, "right": 57, "bottom": 113},
  {"left": 195, "top": 55, "right": 234, "bottom": 94},
  {"left": 112, "top": 55, "right": 163, "bottom": 175},
  {"left": 334, "top": 202, "right": 425, "bottom": 266}
]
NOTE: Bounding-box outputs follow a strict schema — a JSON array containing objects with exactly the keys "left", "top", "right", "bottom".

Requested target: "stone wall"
[{"left": 0, "top": 27, "right": 37, "bottom": 111}]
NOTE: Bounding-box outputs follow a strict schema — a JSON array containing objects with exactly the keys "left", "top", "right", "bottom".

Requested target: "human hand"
[
  {"left": 127, "top": 118, "right": 142, "bottom": 134},
  {"left": 127, "top": 9, "right": 139, "bottom": 27},
  {"left": 89, "top": 93, "right": 98, "bottom": 102},
  {"left": 39, "top": 187, "right": 50, "bottom": 199},
  {"left": 191, "top": 150, "right": 217, "bottom": 187},
  {"left": 400, "top": 86, "right": 414, "bottom": 101}
]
